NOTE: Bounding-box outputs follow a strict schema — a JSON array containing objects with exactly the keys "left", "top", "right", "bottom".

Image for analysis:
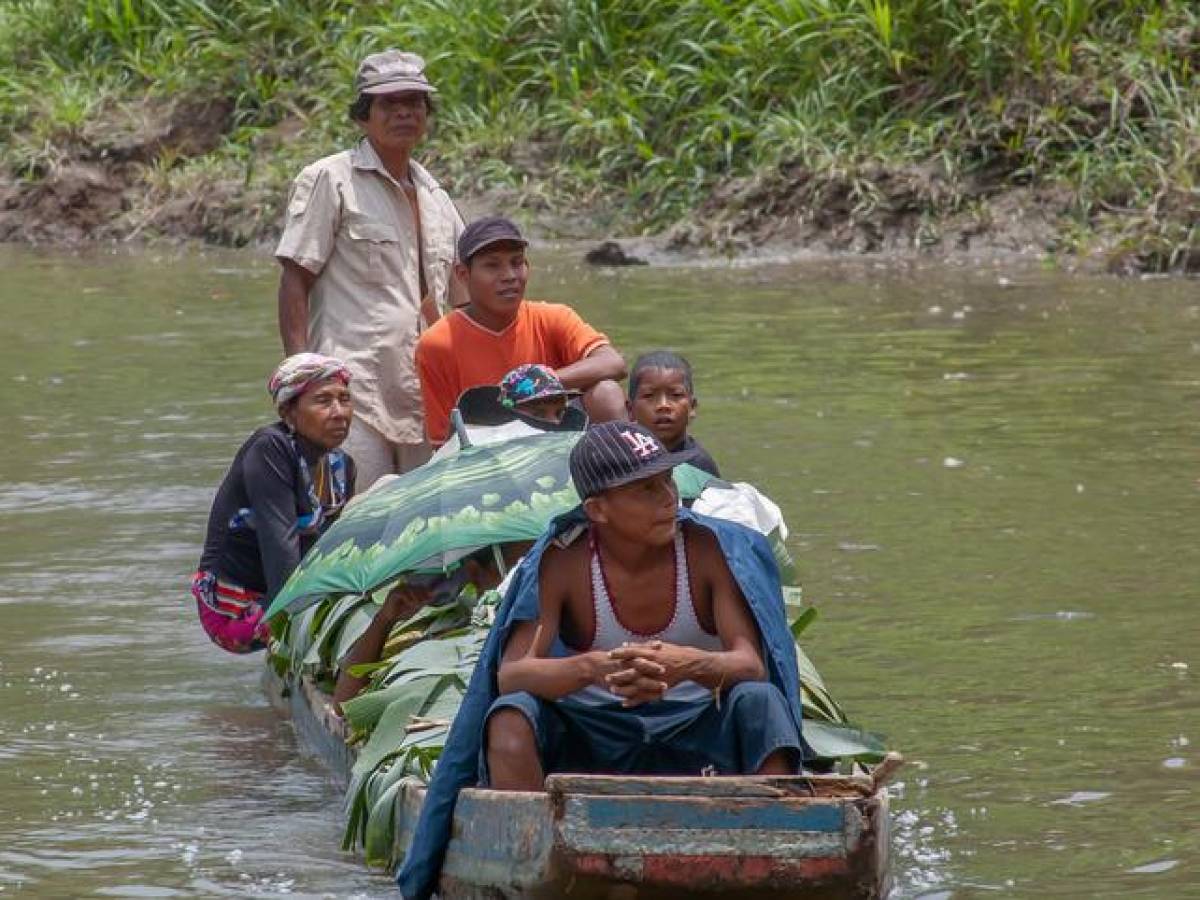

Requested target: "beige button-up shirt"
[{"left": 275, "top": 140, "right": 465, "bottom": 445}]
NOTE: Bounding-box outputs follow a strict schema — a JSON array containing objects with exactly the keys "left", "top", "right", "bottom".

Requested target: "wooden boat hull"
[
  {"left": 266, "top": 670, "right": 892, "bottom": 898},
  {"left": 402, "top": 780, "right": 890, "bottom": 899}
]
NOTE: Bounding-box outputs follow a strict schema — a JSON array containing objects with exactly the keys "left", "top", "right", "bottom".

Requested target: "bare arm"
[
  {"left": 496, "top": 622, "right": 613, "bottom": 700},
  {"left": 333, "top": 585, "right": 431, "bottom": 710},
  {"left": 690, "top": 534, "right": 767, "bottom": 687},
  {"left": 277, "top": 259, "right": 317, "bottom": 354},
  {"left": 497, "top": 554, "right": 619, "bottom": 699},
  {"left": 555, "top": 345, "right": 627, "bottom": 391},
  {"left": 420, "top": 295, "right": 441, "bottom": 329}
]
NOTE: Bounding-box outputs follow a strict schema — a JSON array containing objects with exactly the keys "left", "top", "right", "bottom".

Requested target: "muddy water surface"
[{"left": 0, "top": 246, "right": 1196, "bottom": 898}]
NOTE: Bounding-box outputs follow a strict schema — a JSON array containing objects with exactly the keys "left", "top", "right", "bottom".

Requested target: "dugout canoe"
[{"left": 266, "top": 667, "right": 901, "bottom": 898}]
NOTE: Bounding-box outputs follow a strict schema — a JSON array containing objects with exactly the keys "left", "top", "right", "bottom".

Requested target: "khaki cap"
[{"left": 355, "top": 49, "right": 437, "bottom": 96}]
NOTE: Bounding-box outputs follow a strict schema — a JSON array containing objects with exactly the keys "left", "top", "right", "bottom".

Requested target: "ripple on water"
[
  {"left": 1127, "top": 859, "right": 1179, "bottom": 874},
  {"left": 1011, "top": 610, "right": 1096, "bottom": 622},
  {"left": 0, "top": 482, "right": 102, "bottom": 512},
  {"left": 890, "top": 798, "right": 957, "bottom": 895},
  {"left": 0, "top": 481, "right": 213, "bottom": 515},
  {"left": 33, "top": 632, "right": 145, "bottom": 653},
  {"left": 125, "top": 332, "right": 188, "bottom": 344},
  {"left": 1048, "top": 790, "right": 1111, "bottom": 806},
  {"left": 2, "top": 561, "right": 192, "bottom": 602}
]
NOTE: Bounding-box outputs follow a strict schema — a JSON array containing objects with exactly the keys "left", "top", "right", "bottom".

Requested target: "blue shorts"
[{"left": 480, "top": 682, "right": 802, "bottom": 783}]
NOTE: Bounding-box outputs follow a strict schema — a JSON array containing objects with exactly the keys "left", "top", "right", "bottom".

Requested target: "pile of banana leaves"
[{"left": 269, "top": 560, "right": 885, "bottom": 869}]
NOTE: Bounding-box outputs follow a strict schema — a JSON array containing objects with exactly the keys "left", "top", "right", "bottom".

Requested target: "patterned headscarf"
[{"left": 268, "top": 353, "right": 351, "bottom": 409}]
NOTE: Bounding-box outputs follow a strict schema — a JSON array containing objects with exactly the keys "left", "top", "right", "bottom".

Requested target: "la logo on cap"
[{"left": 620, "top": 428, "right": 659, "bottom": 460}]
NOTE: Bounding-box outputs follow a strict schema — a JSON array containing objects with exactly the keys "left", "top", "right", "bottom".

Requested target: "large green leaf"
[
  {"left": 363, "top": 776, "right": 406, "bottom": 866},
  {"left": 343, "top": 667, "right": 457, "bottom": 732},
  {"left": 351, "top": 674, "right": 457, "bottom": 779},
  {"left": 802, "top": 721, "right": 886, "bottom": 763},
  {"left": 302, "top": 594, "right": 370, "bottom": 676},
  {"left": 790, "top": 606, "right": 818, "bottom": 639},
  {"left": 281, "top": 603, "right": 321, "bottom": 673},
  {"left": 795, "top": 635, "right": 848, "bottom": 725},
  {"left": 768, "top": 526, "right": 797, "bottom": 584},
  {"left": 332, "top": 604, "right": 377, "bottom": 666}
]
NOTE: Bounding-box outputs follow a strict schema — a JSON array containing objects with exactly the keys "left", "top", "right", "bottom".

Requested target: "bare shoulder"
[
  {"left": 537, "top": 536, "right": 592, "bottom": 647},
  {"left": 538, "top": 537, "right": 588, "bottom": 590},
  {"left": 685, "top": 520, "right": 721, "bottom": 550},
  {"left": 683, "top": 521, "right": 728, "bottom": 572}
]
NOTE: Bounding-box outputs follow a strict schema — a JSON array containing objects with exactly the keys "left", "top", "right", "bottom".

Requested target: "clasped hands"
[{"left": 593, "top": 640, "right": 696, "bottom": 707}]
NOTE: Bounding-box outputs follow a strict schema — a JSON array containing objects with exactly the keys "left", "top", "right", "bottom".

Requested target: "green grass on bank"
[{"left": 0, "top": 0, "right": 1196, "bottom": 262}]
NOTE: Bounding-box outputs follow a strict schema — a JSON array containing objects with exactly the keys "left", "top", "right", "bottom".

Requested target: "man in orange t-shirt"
[{"left": 415, "top": 217, "right": 627, "bottom": 444}]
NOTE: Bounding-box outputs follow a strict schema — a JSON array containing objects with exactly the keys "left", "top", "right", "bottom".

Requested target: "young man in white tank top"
[{"left": 485, "top": 422, "right": 803, "bottom": 791}]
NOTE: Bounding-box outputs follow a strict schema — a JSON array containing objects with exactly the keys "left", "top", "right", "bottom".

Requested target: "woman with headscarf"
[{"left": 192, "top": 353, "right": 357, "bottom": 653}]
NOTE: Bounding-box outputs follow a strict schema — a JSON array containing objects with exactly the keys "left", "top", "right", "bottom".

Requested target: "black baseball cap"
[
  {"left": 458, "top": 216, "right": 528, "bottom": 262},
  {"left": 569, "top": 422, "right": 697, "bottom": 500}
]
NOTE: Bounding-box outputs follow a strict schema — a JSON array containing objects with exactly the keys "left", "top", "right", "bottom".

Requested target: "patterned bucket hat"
[{"left": 497, "top": 364, "right": 581, "bottom": 409}]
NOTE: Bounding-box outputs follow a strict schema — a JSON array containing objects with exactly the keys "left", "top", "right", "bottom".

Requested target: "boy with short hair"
[
  {"left": 628, "top": 350, "right": 720, "bottom": 477},
  {"left": 415, "top": 217, "right": 627, "bottom": 444}
]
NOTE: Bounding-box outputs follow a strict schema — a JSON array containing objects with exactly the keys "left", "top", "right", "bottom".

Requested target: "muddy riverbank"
[{"left": 2, "top": 96, "right": 1194, "bottom": 277}]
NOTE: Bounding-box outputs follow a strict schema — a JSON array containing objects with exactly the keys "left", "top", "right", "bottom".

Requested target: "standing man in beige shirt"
[{"left": 275, "top": 50, "right": 466, "bottom": 490}]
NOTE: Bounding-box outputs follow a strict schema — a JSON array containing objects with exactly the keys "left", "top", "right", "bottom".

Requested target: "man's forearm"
[
  {"left": 498, "top": 653, "right": 603, "bottom": 700},
  {"left": 420, "top": 295, "right": 441, "bottom": 329},
  {"left": 681, "top": 646, "right": 766, "bottom": 691},
  {"left": 556, "top": 347, "right": 627, "bottom": 390},
  {"left": 332, "top": 613, "right": 393, "bottom": 709},
  {"left": 277, "top": 264, "right": 313, "bottom": 354}
]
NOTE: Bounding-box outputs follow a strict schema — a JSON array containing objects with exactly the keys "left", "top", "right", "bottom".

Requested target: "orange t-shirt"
[{"left": 416, "top": 301, "right": 610, "bottom": 443}]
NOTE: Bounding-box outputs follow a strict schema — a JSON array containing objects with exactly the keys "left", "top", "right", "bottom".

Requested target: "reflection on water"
[{"left": 0, "top": 246, "right": 1196, "bottom": 897}]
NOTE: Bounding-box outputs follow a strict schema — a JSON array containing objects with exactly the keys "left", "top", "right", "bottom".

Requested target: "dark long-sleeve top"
[{"left": 198, "top": 421, "right": 355, "bottom": 601}]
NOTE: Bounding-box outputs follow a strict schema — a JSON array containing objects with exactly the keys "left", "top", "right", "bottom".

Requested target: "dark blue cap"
[
  {"left": 569, "top": 422, "right": 696, "bottom": 500},
  {"left": 458, "top": 216, "right": 527, "bottom": 262}
]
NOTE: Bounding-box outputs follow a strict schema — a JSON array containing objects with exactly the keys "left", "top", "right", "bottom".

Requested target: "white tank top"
[{"left": 570, "top": 528, "right": 721, "bottom": 705}]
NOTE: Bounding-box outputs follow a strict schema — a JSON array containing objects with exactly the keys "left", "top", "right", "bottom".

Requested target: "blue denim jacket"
[{"left": 396, "top": 506, "right": 808, "bottom": 899}]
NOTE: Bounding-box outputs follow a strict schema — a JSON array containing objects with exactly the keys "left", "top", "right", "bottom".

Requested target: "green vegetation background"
[{"left": 0, "top": 0, "right": 1196, "bottom": 266}]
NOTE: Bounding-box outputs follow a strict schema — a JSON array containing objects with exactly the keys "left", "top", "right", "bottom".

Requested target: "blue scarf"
[{"left": 396, "top": 506, "right": 810, "bottom": 899}]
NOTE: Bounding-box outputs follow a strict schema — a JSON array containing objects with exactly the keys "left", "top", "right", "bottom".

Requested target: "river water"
[{"left": 0, "top": 245, "right": 1195, "bottom": 898}]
